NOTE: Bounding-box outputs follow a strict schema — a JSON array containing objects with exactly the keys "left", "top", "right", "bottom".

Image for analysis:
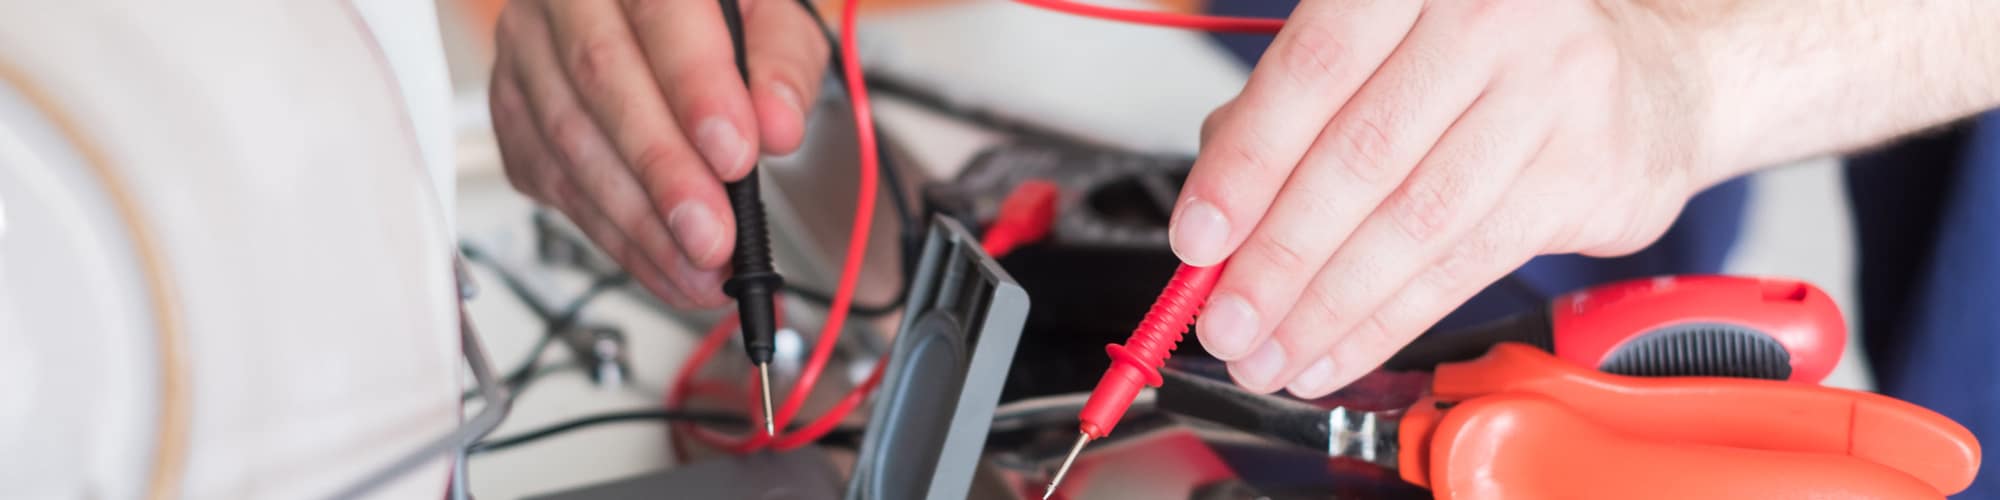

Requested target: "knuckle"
[
  {"left": 1246, "top": 231, "right": 1313, "bottom": 274},
  {"left": 1298, "top": 286, "right": 1349, "bottom": 327},
  {"left": 543, "top": 111, "right": 597, "bottom": 165},
  {"left": 1213, "top": 127, "right": 1287, "bottom": 179},
  {"left": 1277, "top": 23, "right": 1348, "bottom": 88},
  {"left": 631, "top": 147, "right": 688, "bottom": 195},
  {"left": 565, "top": 37, "right": 626, "bottom": 94},
  {"left": 1352, "top": 313, "right": 1402, "bottom": 351},
  {"left": 1427, "top": 232, "right": 1503, "bottom": 292},
  {"left": 1387, "top": 176, "right": 1462, "bottom": 242},
  {"left": 1328, "top": 117, "right": 1399, "bottom": 183},
  {"left": 598, "top": 191, "right": 656, "bottom": 234},
  {"left": 629, "top": 142, "right": 686, "bottom": 176}
]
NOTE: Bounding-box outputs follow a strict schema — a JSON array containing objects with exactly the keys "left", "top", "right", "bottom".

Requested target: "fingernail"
[
  {"left": 668, "top": 202, "right": 724, "bottom": 264},
  {"left": 1197, "top": 292, "right": 1259, "bottom": 360},
  {"left": 1288, "top": 357, "right": 1337, "bottom": 398},
  {"left": 772, "top": 82, "right": 804, "bottom": 117},
  {"left": 695, "top": 117, "right": 751, "bottom": 178},
  {"left": 1230, "top": 340, "right": 1287, "bottom": 391},
  {"left": 1170, "top": 198, "right": 1229, "bottom": 266}
]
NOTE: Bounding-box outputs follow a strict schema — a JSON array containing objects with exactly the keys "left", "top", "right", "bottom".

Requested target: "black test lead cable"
[{"left": 716, "top": 0, "right": 780, "bottom": 437}]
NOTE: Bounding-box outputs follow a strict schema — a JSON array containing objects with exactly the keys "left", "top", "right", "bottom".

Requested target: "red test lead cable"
[
  {"left": 1046, "top": 261, "right": 1227, "bottom": 498},
  {"left": 1012, "top": 0, "right": 1283, "bottom": 34}
]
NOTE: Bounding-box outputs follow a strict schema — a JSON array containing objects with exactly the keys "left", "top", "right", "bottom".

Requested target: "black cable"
[
  {"left": 784, "top": 283, "right": 905, "bottom": 317},
  {"left": 459, "top": 243, "right": 632, "bottom": 401},
  {"left": 776, "top": 0, "right": 919, "bottom": 318},
  {"left": 459, "top": 242, "right": 559, "bottom": 322},
  {"left": 468, "top": 409, "right": 747, "bottom": 455},
  {"left": 861, "top": 72, "right": 1106, "bottom": 151},
  {"left": 789, "top": 0, "right": 923, "bottom": 264},
  {"left": 467, "top": 409, "right": 866, "bottom": 455},
  {"left": 551, "top": 272, "right": 631, "bottom": 328}
]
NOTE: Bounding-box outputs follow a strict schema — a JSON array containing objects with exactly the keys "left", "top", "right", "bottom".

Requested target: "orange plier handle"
[{"left": 1395, "top": 343, "right": 1981, "bottom": 499}]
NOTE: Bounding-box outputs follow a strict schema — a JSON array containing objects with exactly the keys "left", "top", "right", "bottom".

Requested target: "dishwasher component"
[
  {"left": 0, "top": 3, "right": 460, "bottom": 498},
  {"left": 848, "top": 217, "right": 1031, "bottom": 500}
]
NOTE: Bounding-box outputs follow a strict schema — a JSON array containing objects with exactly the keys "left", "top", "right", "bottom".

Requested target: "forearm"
[{"left": 1651, "top": 0, "right": 2000, "bottom": 185}]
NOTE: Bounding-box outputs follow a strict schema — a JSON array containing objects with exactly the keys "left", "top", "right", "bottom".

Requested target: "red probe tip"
[{"left": 1077, "top": 262, "right": 1226, "bottom": 439}]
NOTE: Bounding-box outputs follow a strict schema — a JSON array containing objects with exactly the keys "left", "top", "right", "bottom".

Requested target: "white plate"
[{"left": 0, "top": 1, "right": 459, "bottom": 498}]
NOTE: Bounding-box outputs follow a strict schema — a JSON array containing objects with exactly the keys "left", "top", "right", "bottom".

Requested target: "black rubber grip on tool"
[
  {"left": 1382, "top": 312, "right": 1555, "bottom": 372},
  {"left": 1597, "top": 323, "right": 1792, "bottom": 381},
  {"left": 724, "top": 170, "right": 782, "bottom": 365},
  {"left": 716, "top": 0, "right": 779, "bottom": 365},
  {"left": 1157, "top": 369, "right": 1330, "bottom": 452}
]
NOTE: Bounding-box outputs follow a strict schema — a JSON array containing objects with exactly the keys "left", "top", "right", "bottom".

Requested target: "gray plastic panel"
[{"left": 847, "top": 217, "right": 1030, "bottom": 500}]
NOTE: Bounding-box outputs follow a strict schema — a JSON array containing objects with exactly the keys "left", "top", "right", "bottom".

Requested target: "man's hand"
[
  {"left": 1177, "top": 0, "right": 1716, "bottom": 396},
  {"left": 490, "top": 0, "right": 827, "bottom": 308}
]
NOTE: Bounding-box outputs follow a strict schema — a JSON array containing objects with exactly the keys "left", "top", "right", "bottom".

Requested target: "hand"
[
  {"left": 489, "top": 0, "right": 828, "bottom": 308},
  {"left": 1177, "top": 0, "right": 1714, "bottom": 396}
]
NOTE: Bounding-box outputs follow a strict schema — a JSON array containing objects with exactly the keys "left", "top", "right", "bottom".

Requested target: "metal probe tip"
[
  {"left": 1044, "top": 432, "right": 1090, "bottom": 499},
  {"left": 757, "top": 363, "right": 776, "bottom": 437}
]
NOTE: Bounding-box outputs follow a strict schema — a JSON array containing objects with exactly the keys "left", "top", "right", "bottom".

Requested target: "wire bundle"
[{"left": 666, "top": 0, "right": 1282, "bottom": 457}]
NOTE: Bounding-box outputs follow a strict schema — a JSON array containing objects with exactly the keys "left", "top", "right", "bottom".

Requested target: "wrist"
[
  {"left": 1633, "top": 0, "right": 2000, "bottom": 185},
  {"left": 1602, "top": 1, "right": 1731, "bottom": 194}
]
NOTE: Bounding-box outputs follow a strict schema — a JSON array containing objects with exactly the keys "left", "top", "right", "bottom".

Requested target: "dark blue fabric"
[{"left": 1851, "top": 114, "right": 2000, "bottom": 499}]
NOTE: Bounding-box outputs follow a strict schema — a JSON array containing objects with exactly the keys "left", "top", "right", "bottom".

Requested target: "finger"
[
  {"left": 1198, "top": 97, "right": 1237, "bottom": 148},
  {"left": 540, "top": 0, "right": 737, "bottom": 269},
  {"left": 1168, "top": 0, "right": 1422, "bottom": 267},
  {"left": 494, "top": 69, "right": 706, "bottom": 307},
  {"left": 553, "top": 181, "right": 703, "bottom": 309},
  {"left": 1284, "top": 213, "right": 1541, "bottom": 398},
  {"left": 621, "top": 0, "right": 761, "bottom": 180},
  {"left": 1196, "top": 8, "right": 1494, "bottom": 362},
  {"left": 744, "top": 0, "right": 829, "bottom": 155},
  {"left": 1235, "top": 75, "right": 1557, "bottom": 394},
  {"left": 504, "top": 10, "right": 731, "bottom": 304}
]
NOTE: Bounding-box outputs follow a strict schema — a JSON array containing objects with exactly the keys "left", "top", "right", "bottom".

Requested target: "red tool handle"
[
  {"left": 1549, "top": 275, "right": 1844, "bottom": 383},
  {"left": 1413, "top": 394, "right": 1944, "bottom": 499},
  {"left": 1408, "top": 344, "right": 1979, "bottom": 495}
]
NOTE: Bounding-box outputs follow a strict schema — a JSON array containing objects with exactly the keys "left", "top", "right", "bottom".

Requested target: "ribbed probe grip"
[
  {"left": 1079, "top": 263, "right": 1225, "bottom": 438},
  {"left": 724, "top": 170, "right": 782, "bottom": 363},
  {"left": 1105, "top": 264, "right": 1224, "bottom": 387}
]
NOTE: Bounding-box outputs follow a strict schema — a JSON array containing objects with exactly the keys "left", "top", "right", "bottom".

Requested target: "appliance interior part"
[{"left": 848, "top": 216, "right": 1031, "bottom": 500}]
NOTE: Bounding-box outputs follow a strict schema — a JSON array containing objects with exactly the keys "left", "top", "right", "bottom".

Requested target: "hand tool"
[
  {"left": 717, "top": 0, "right": 780, "bottom": 436},
  {"left": 1150, "top": 343, "right": 1980, "bottom": 499},
  {"left": 1386, "top": 275, "right": 1845, "bottom": 383},
  {"left": 1045, "top": 273, "right": 1843, "bottom": 496}
]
